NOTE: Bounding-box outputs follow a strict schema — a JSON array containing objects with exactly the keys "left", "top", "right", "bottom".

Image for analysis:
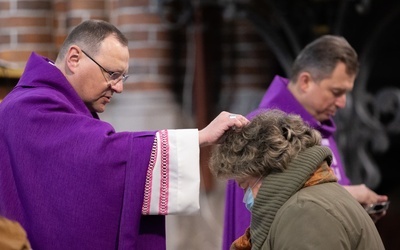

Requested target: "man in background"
[{"left": 222, "top": 35, "right": 388, "bottom": 250}]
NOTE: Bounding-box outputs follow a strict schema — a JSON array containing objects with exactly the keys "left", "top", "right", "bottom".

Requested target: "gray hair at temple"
[
  {"left": 290, "top": 35, "right": 359, "bottom": 83},
  {"left": 56, "top": 19, "right": 128, "bottom": 62},
  {"left": 209, "top": 109, "right": 322, "bottom": 180}
]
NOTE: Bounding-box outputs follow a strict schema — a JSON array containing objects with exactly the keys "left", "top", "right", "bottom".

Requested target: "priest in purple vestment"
[
  {"left": 222, "top": 35, "right": 388, "bottom": 250},
  {"left": 0, "top": 19, "right": 250, "bottom": 250}
]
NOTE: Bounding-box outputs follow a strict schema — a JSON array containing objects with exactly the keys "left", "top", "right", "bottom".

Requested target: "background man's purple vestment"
[{"left": 222, "top": 75, "right": 351, "bottom": 250}]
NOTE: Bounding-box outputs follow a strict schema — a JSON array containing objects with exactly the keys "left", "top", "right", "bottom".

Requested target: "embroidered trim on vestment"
[
  {"left": 142, "top": 135, "right": 158, "bottom": 215},
  {"left": 159, "top": 130, "right": 170, "bottom": 215}
]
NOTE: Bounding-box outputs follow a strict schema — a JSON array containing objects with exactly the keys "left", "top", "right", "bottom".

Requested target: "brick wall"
[
  {"left": 222, "top": 19, "right": 277, "bottom": 89},
  {"left": 0, "top": 0, "right": 276, "bottom": 97},
  {"left": 0, "top": 0, "right": 175, "bottom": 91},
  {"left": 0, "top": 0, "right": 55, "bottom": 64},
  {"left": 219, "top": 16, "right": 279, "bottom": 115}
]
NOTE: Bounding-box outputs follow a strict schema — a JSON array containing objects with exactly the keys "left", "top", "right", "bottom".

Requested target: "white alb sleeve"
[{"left": 142, "top": 129, "right": 200, "bottom": 215}]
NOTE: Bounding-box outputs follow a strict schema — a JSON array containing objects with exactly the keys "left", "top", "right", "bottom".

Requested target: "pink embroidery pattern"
[
  {"left": 142, "top": 135, "right": 158, "bottom": 215},
  {"left": 159, "top": 129, "right": 170, "bottom": 215}
]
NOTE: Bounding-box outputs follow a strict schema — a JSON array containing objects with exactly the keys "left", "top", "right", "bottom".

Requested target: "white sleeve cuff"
[{"left": 142, "top": 129, "right": 200, "bottom": 215}]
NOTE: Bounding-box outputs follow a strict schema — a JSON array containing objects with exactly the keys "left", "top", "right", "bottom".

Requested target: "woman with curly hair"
[{"left": 209, "top": 109, "right": 384, "bottom": 250}]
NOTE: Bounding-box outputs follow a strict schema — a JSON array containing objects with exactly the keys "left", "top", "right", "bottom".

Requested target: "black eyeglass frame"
[{"left": 81, "top": 49, "right": 129, "bottom": 84}]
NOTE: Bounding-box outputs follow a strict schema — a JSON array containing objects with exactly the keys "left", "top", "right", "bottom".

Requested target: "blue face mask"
[
  {"left": 243, "top": 187, "right": 255, "bottom": 211},
  {"left": 242, "top": 177, "right": 262, "bottom": 211}
]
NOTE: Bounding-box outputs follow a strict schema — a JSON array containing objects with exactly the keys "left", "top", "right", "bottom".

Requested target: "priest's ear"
[{"left": 65, "top": 46, "right": 82, "bottom": 73}]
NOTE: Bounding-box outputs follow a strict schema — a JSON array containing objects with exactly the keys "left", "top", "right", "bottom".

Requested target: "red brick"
[
  {"left": 117, "top": 0, "right": 149, "bottom": 8},
  {"left": 0, "top": 50, "right": 32, "bottom": 63},
  {"left": 129, "top": 65, "right": 150, "bottom": 74},
  {"left": 0, "top": 17, "right": 49, "bottom": 28},
  {"left": 0, "top": 2, "right": 10, "bottom": 10},
  {"left": 0, "top": 50, "right": 56, "bottom": 64},
  {"left": 54, "top": 34, "right": 67, "bottom": 48},
  {"left": 90, "top": 15, "right": 109, "bottom": 21},
  {"left": 66, "top": 17, "right": 86, "bottom": 28},
  {"left": 129, "top": 47, "right": 171, "bottom": 59},
  {"left": 66, "top": 17, "right": 109, "bottom": 29},
  {"left": 0, "top": 35, "right": 11, "bottom": 44},
  {"left": 53, "top": 1, "right": 67, "bottom": 12},
  {"left": 69, "top": 1, "right": 105, "bottom": 10},
  {"left": 17, "top": 1, "right": 52, "bottom": 10},
  {"left": 123, "top": 81, "right": 172, "bottom": 91},
  {"left": 119, "top": 13, "right": 162, "bottom": 25},
  {"left": 18, "top": 34, "right": 53, "bottom": 44},
  {"left": 124, "top": 31, "right": 149, "bottom": 41},
  {"left": 156, "top": 31, "right": 171, "bottom": 41}
]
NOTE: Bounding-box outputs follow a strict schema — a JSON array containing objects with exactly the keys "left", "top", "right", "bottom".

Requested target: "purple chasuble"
[
  {"left": 222, "top": 75, "right": 351, "bottom": 250},
  {"left": 0, "top": 53, "right": 166, "bottom": 249}
]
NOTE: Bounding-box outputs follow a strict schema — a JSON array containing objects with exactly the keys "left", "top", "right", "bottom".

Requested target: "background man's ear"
[{"left": 297, "top": 72, "right": 313, "bottom": 92}]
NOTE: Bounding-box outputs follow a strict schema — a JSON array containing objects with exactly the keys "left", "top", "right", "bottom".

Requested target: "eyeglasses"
[{"left": 81, "top": 50, "right": 129, "bottom": 85}]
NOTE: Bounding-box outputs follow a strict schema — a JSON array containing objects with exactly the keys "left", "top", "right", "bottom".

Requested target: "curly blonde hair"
[{"left": 209, "top": 109, "right": 322, "bottom": 180}]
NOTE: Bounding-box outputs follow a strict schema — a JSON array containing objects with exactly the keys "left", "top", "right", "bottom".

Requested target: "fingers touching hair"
[{"left": 209, "top": 109, "right": 321, "bottom": 180}]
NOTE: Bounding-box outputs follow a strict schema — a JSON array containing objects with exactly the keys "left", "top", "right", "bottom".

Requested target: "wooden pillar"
[{"left": 193, "top": 4, "right": 222, "bottom": 193}]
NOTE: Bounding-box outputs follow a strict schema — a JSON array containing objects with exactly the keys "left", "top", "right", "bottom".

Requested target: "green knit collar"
[{"left": 250, "top": 146, "right": 332, "bottom": 249}]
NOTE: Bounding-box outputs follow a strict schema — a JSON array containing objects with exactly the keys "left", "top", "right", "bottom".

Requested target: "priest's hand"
[{"left": 198, "top": 111, "right": 249, "bottom": 147}]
